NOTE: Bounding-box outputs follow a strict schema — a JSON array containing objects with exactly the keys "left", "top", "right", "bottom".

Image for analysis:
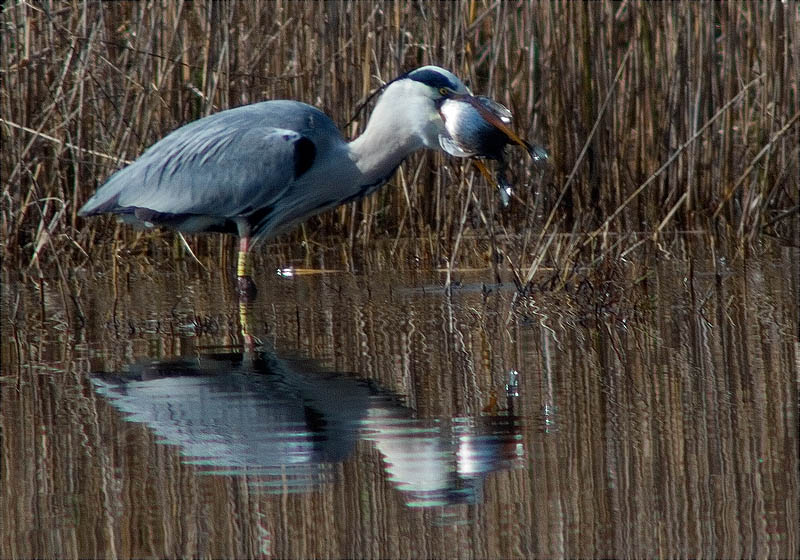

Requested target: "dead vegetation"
[{"left": 1, "top": 1, "right": 798, "bottom": 281}]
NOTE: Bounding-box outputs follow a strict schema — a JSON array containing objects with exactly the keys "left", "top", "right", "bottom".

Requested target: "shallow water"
[{"left": 2, "top": 237, "right": 798, "bottom": 558}]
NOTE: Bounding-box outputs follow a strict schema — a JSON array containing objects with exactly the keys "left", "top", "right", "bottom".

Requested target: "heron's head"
[
  {"left": 368, "top": 66, "right": 472, "bottom": 150},
  {"left": 404, "top": 66, "right": 472, "bottom": 98}
]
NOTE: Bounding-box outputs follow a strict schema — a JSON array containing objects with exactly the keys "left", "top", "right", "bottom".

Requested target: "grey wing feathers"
[{"left": 79, "top": 101, "right": 340, "bottom": 220}]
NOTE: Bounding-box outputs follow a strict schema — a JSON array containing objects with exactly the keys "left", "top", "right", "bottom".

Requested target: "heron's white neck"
[{"left": 347, "top": 80, "right": 443, "bottom": 186}]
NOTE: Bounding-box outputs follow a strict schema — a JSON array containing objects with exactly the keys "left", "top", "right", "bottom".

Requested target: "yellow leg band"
[{"left": 237, "top": 250, "right": 252, "bottom": 277}]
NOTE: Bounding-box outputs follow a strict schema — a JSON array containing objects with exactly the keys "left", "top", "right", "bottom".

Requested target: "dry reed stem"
[
  {"left": 0, "top": 117, "right": 131, "bottom": 165},
  {"left": 584, "top": 74, "right": 766, "bottom": 247},
  {"left": 521, "top": 45, "right": 633, "bottom": 285},
  {"left": 1, "top": 1, "right": 797, "bottom": 274},
  {"left": 712, "top": 109, "right": 800, "bottom": 218}
]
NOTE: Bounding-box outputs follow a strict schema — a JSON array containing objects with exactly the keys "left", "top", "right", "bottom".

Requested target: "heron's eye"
[{"left": 439, "top": 87, "right": 451, "bottom": 97}]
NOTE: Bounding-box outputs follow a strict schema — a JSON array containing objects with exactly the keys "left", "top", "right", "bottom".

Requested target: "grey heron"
[{"left": 78, "top": 66, "right": 531, "bottom": 295}]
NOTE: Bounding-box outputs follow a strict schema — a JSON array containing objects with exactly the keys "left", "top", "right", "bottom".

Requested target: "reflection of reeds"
[
  {"left": 2, "top": 2, "right": 797, "bottom": 272},
  {"left": 2, "top": 239, "right": 797, "bottom": 558}
]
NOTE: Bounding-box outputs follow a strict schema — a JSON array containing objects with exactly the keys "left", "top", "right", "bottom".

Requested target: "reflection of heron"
[
  {"left": 92, "top": 350, "right": 523, "bottom": 508},
  {"left": 79, "top": 66, "right": 523, "bottom": 296}
]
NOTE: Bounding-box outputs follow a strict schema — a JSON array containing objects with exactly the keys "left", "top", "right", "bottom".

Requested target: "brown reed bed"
[{"left": 1, "top": 1, "right": 798, "bottom": 284}]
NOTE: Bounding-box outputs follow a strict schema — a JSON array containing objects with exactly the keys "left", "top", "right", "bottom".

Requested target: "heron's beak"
[{"left": 450, "top": 94, "right": 531, "bottom": 153}]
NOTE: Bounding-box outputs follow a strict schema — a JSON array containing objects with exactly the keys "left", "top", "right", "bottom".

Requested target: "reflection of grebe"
[
  {"left": 93, "top": 349, "right": 523, "bottom": 507},
  {"left": 364, "top": 410, "right": 523, "bottom": 506}
]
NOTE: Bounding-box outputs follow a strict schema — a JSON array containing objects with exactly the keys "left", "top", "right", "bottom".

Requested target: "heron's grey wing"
[
  {"left": 80, "top": 127, "right": 304, "bottom": 220},
  {"left": 79, "top": 101, "right": 337, "bottom": 223}
]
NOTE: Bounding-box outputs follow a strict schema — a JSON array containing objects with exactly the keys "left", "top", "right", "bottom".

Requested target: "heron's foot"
[{"left": 237, "top": 275, "right": 258, "bottom": 301}]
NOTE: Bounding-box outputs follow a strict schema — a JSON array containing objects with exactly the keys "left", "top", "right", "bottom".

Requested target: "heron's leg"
[
  {"left": 236, "top": 236, "right": 258, "bottom": 299},
  {"left": 238, "top": 299, "right": 258, "bottom": 350},
  {"left": 236, "top": 235, "right": 259, "bottom": 349}
]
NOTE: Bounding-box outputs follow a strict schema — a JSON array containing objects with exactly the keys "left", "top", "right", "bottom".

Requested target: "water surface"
[{"left": 2, "top": 237, "right": 798, "bottom": 558}]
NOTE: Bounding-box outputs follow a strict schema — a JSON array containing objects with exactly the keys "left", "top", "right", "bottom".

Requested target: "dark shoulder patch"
[{"left": 293, "top": 137, "right": 316, "bottom": 179}]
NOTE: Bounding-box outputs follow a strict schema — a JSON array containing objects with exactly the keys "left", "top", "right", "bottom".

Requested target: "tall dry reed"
[{"left": 1, "top": 1, "right": 797, "bottom": 275}]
